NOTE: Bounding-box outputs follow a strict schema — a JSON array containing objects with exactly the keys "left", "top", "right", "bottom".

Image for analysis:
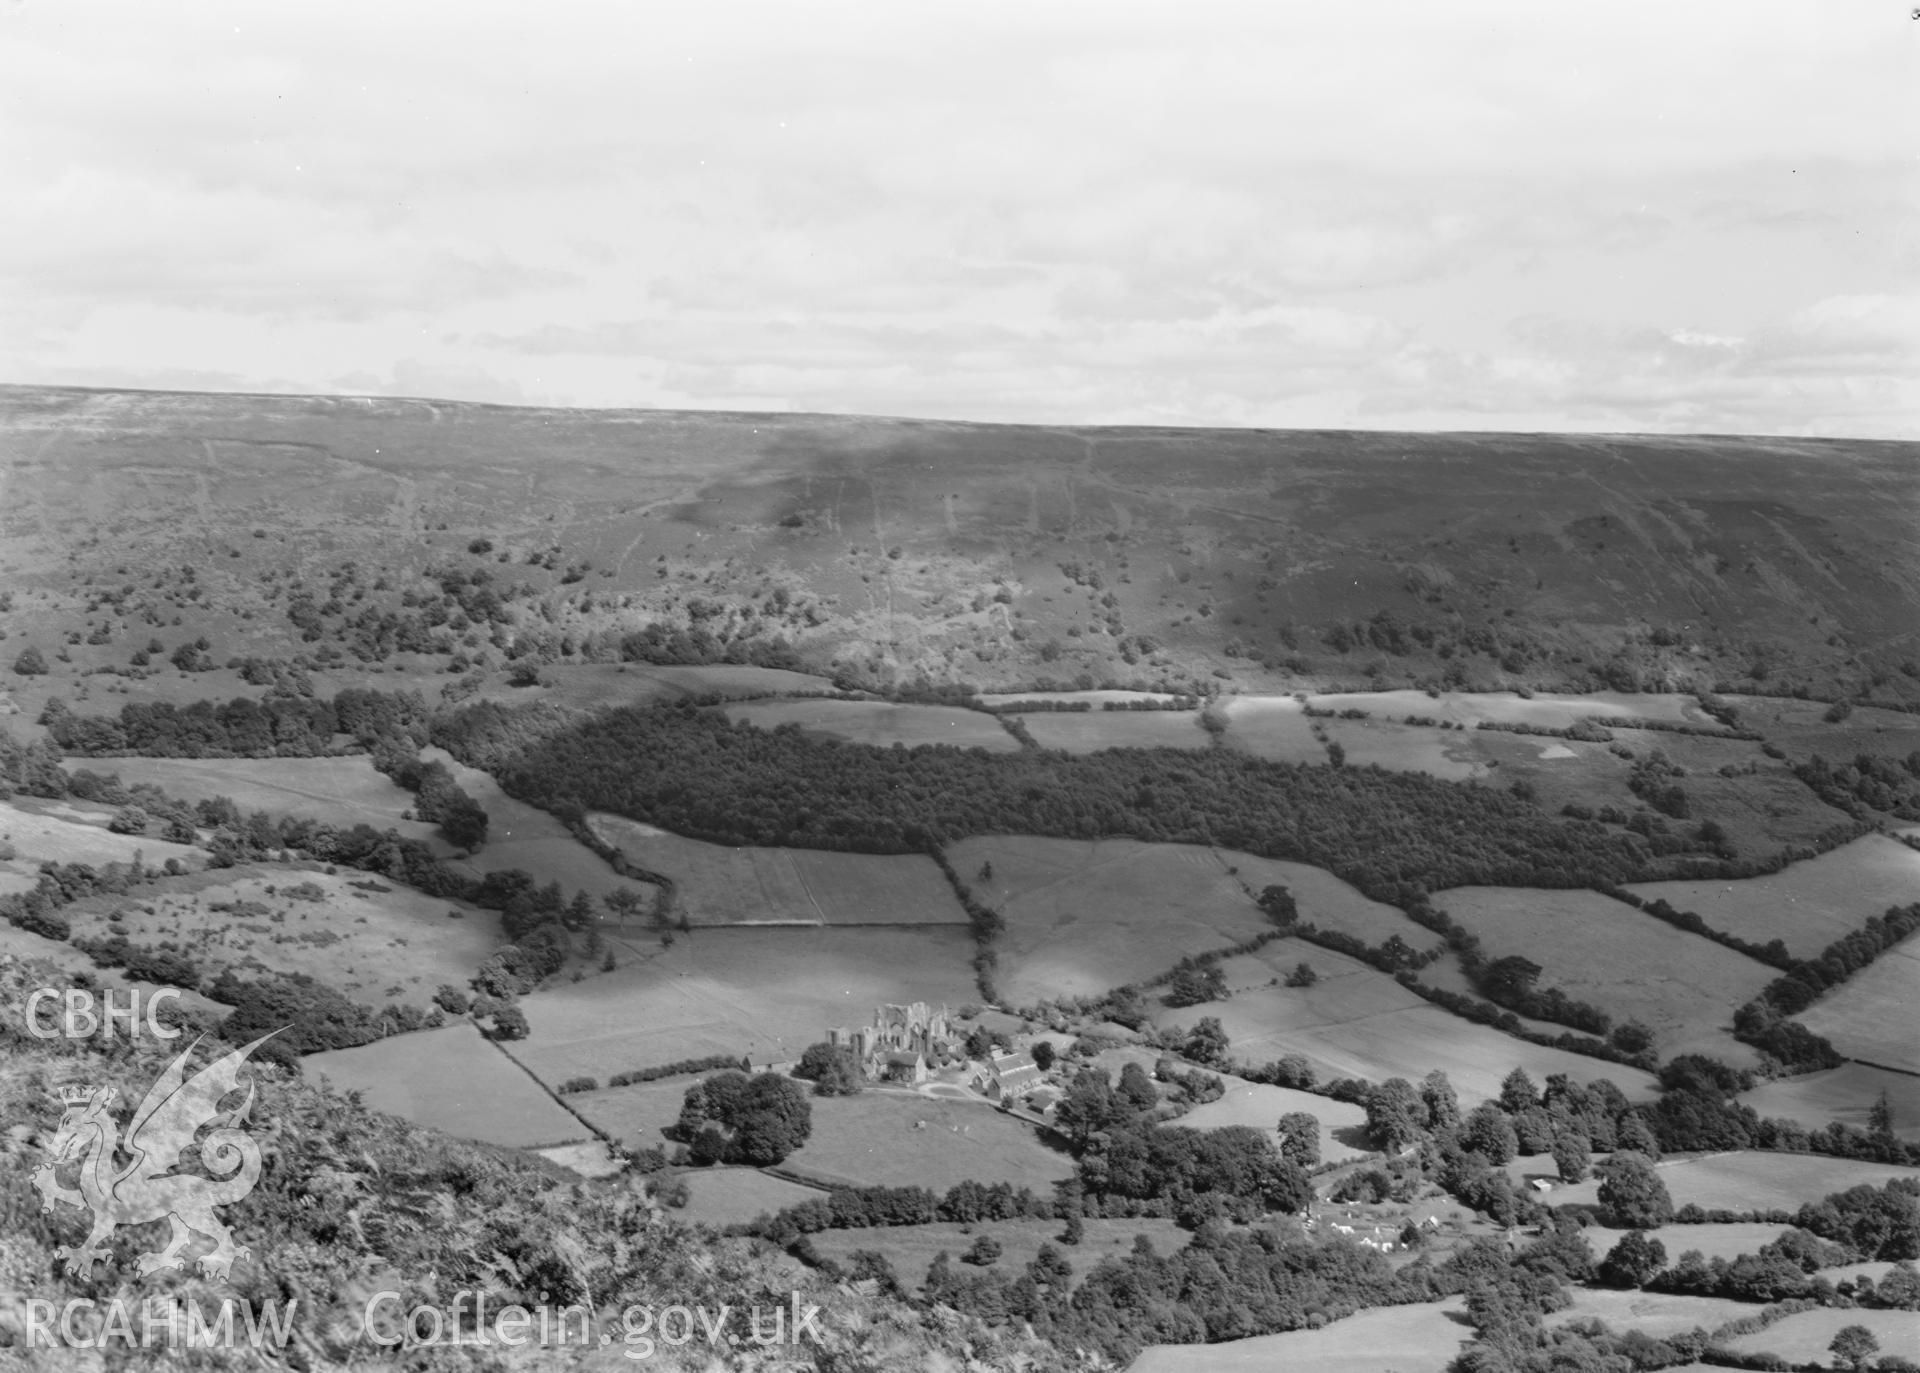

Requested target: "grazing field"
[
  {"left": 1432, "top": 886, "right": 1772, "bottom": 1065},
  {"left": 1306, "top": 690, "right": 1712, "bottom": 730},
  {"left": 974, "top": 690, "right": 1184, "bottom": 709},
  {"left": 1015, "top": 709, "right": 1210, "bottom": 754},
  {"left": 507, "top": 926, "right": 980, "bottom": 1088},
  {"left": 1740, "top": 1063, "right": 1920, "bottom": 1141},
  {"left": 781, "top": 1090, "right": 1075, "bottom": 1193},
  {"left": 568, "top": 1077, "right": 697, "bottom": 1149},
  {"left": 945, "top": 836, "right": 1271, "bottom": 1004},
  {"left": 473, "top": 662, "right": 833, "bottom": 712},
  {"left": 673, "top": 1169, "right": 826, "bottom": 1229},
  {"left": 1724, "top": 694, "right": 1920, "bottom": 763},
  {"left": 1177, "top": 1078, "right": 1372, "bottom": 1164},
  {"left": 535, "top": 1141, "right": 624, "bottom": 1178},
  {"left": 1261, "top": 1003, "right": 1656, "bottom": 1108},
  {"left": 721, "top": 697, "right": 1018, "bottom": 752},
  {"left": 307, "top": 1022, "right": 585, "bottom": 1148},
  {"left": 1578, "top": 1223, "right": 1793, "bottom": 1264},
  {"left": 1155, "top": 937, "right": 1428, "bottom": 1055},
  {"left": 0, "top": 920, "right": 232, "bottom": 1018},
  {"left": 417, "top": 748, "right": 633, "bottom": 903},
  {"left": 1216, "top": 695, "right": 1327, "bottom": 764},
  {"left": 1543, "top": 1289, "right": 1764, "bottom": 1340},
  {"left": 1319, "top": 717, "right": 1490, "bottom": 781},
  {"left": 0, "top": 796, "right": 203, "bottom": 873},
  {"left": 1130, "top": 1297, "right": 1469, "bottom": 1373},
  {"left": 59, "top": 864, "right": 506, "bottom": 1008},
  {"left": 1625, "top": 835, "right": 1920, "bottom": 959},
  {"left": 76, "top": 754, "right": 444, "bottom": 847},
  {"left": 811, "top": 1217, "right": 1193, "bottom": 1297},
  {"left": 588, "top": 814, "right": 968, "bottom": 926},
  {"left": 1550, "top": 1151, "right": 1920, "bottom": 1215},
  {"left": 1793, "top": 930, "right": 1920, "bottom": 1070},
  {"left": 1721, "top": 1306, "right": 1920, "bottom": 1363},
  {"left": 1215, "top": 851, "right": 1445, "bottom": 952}
]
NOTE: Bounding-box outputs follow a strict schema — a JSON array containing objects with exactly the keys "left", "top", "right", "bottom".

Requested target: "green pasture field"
[
  {"left": 59, "top": 864, "right": 506, "bottom": 1009},
  {"left": 417, "top": 748, "right": 635, "bottom": 903},
  {"left": 588, "top": 813, "right": 968, "bottom": 926},
  {"left": 974, "top": 690, "right": 1185, "bottom": 709},
  {"left": 1305, "top": 690, "right": 1712, "bottom": 730},
  {"left": 1722, "top": 694, "right": 1920, "bottom": 763},
  {"left": 1215, "top": 694, "right": 1327, "bottom": 764},
  {"left": 307, "top": 1021, "right": 585, "bottom": 1149},
  {"left": 1722, "top": 1307, "right": 1920, "bottom": 1363},
  {"left": 1793, "top": 931, "right": 1920, "bottom": 1070},
  {"left": 1318, "top": 716, "right": 1490, "bottom": 781},
  {"left": 1625, "top": 834, "right": 1920, "bottom": 959},
  {"left": 1432, "top": 885, "right": 1773, "bottom": 1065},
  {"left": 1549, "top": 1151, "right": 1920, "bottom": 1215},
  {"left": 472, "top": 662, "right": 833, "bottom": 712},
  {"left": 672, "top": 1169, "right": 828, "bottom": 1230},
  {"left": 0, "top": 796, "right": 203, "bottom": 875},
  {"left": 1542, "top": 1289, "right": 1771, "bottom": 1340},
  {"left": 721, "top": 697, "right": 1019, "bottom": 752},
  {"left": 1739, "top": 1062, "right": 1920, "bottom": 1141},
  {"left": 1154, "top": 936, "right": 1428, "bottom": 1056},
  {"left": 1015, "top": 709, "right": 1211, "bottom": 754},
  {"left": 1577, "top": 1223, "right": 1793, "bottom": 1265},
  {"left": 506, "top": 925, "right": 981, "bottom": 1089},
  {"left": 73, "top": 754, "right": 445, "bottom": 848},
  {"left": 1130, "top": 1297, "right": 1469, "bottom": 1373},
  {"left": 944, "top": 835, "right": 1272, "bottom": 1005},
  {"left": 810, "top": 1217, "right": 1194, "bottom": 1297},
  {"left": 1177, "top": 1078, "right": 1372, "bottom": 1165},
  {"left": 781, "top": 1090, "right": 1075, "bottom": 1194},
  {"left": 1214, "top": 850, "right": 1445, "bottom": 952},
  {"left": 568, "top": 1077, "right": 697, "bottom": 1149}
]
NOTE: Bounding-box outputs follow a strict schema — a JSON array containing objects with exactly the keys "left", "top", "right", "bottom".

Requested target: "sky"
[{"left": 2, "top": 0, "right": 1916, "bottom": 436}]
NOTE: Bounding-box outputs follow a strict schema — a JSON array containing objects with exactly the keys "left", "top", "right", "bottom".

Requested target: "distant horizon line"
[{"left": 0, "top": 378, "right": 1909, "bottom": 447}]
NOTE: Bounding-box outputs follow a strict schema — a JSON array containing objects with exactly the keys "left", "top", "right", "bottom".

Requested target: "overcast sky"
[{"left": 3, "top": 1, "right": 1916, "bottom": 435}]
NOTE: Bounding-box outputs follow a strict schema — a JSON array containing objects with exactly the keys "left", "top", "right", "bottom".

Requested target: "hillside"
[{"left": 3, "top": 385, "right": 1917, "bottom": 709}]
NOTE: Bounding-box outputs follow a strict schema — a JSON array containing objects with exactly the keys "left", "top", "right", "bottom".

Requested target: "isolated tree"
[
  {"left": 1166, "top": 961, "right": 1226, "bottom": 1007},
  {"left": 1277, "top": 1111, "right": 1321, "bottom": 1168},
  {"left": 1552, "top": 1132, "right": 1590, "bottom": 1184},
  {"left": 1257, "top": 884, "right": 1298, "bottom": 925},
  {"left": 1871, "top": 1089, "right": 1896, "bottom": 1141},
  {"left": 1598, "top": 1231, "right": 1667, "bottom": 1289},
  {"left": 1117, "top": 1060, "right": 1159, "bottom": 1112},
  {"left": 1828, "top": 1324, "right": 1880, "bottom": 1371},
  {"left": 964, "top": 1234, "right": 1003, "bottom": 1266},
  {"left": 1183, "top": 1016, "right": 1230, "bottom": 1068},
  {"left": 602, "top": 886, "right": 647, "bottom": 924},
  {"left": 488, "top": 1005, "right": 530, "bottom": 1041},
  {"left": 1598, "top": 1151, "right": 1673, "bottom": 1229},
  {"left": 1610, "top": 1019, "right": 1655, "bottom": 1056},
  {"left": 11, "top": 646, "right": 47, "bottom": 676},
  {"left": 107, "top": 805, "right": 149, "bottom": 835},
  {"left": 1285, "top": 961, "right": 1319, "bottom": 988},
  {"left": 1030, "top": 1039, "right": 1056, "bottom": 1072}
]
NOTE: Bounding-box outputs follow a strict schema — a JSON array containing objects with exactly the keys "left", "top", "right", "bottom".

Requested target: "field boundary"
[{"left": 485, "top": 1034, "right": 602, "bottom": 1149}]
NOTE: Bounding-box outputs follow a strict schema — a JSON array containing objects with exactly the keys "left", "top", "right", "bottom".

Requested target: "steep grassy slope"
[{"left": 3, "top": 384, "right": 1916, "bottom": 705}]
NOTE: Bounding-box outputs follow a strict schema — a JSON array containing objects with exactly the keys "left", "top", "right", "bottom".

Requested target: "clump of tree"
[
  {"left": 674, "top": 1070, "right": 813, "bottom": 1165},
  {"left": 794, "top": 1041, "right": 864, "bottom": 1096}
]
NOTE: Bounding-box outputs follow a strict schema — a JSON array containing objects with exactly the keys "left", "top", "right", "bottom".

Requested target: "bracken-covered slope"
[{"left": 2, "top": 384, "right": 1916, "bottom": 701}]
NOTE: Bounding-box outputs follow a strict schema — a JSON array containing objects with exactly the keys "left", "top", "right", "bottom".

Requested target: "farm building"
[{"left": 974, "top": 1050, "right": 1046, "bottom": 1102}]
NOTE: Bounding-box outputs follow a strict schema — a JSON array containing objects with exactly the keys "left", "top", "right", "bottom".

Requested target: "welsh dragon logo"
[{"left": 31, "top": 1033, "right": 278, "bottom": 1281}]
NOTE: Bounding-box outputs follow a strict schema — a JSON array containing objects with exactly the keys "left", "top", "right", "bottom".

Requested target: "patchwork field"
[
  {"left": 1131, "top": 1297, "right": 1469, "bottom": 1373},
  {"left": 1542, "top": 1289, "right": 1766, "bottom": 1340},
  {"left": 75, "top": 754, "right": 444, "bottom": 847},
  {"left": 1721, "top": 1306, "right": 1920, "bottom": 1363},
  {"left": 1155, "top": 937, "right": 1429, "bottom": 1054},
  {"left": 568, "top": 1077, "right": 697, "bottom": 1149},
  {"left": 1215, "top": 695, "right": 1327, "bottom": 764},
  {"left": 721, "top": 697, "right": 1018, "bottom": 752},
  {"left": 1739, "top": 1063, "right": 1920, "bottom": 1141},
  {"left": 60, "top": 864, "right": 507, "bottom": 1008},
  {"left": 1578, "top": 1223, "right": 1793, "bottom": 1265},
  {"left": 307, "top": 1021, "right": 586, "bottom": 1148},
  {"left": 811, "top": 1217, "right": 1194, "bottom": 1298},
  {"left": 1793, "top": 930, "right": 1920, "bottom": 1070},
  {"left": 1306, "top": 690, "right": 1713, "bottom": 731},
  {"left": 673, "top": 1169, "right": 826, "bottom": 1230},
  {"left": 781, "top": 1090, "right": 1076, "bottom": 1193},
  {"left": 945, "top": 836, "right": 1272, "bottom": 1005},
  {"left": 1255, "top": 1003, "right": 1657, "bottom": 1108},
  {"left": 472, "top": 662, "right": 833, "bottom": 713},
  {"left": 1625, "top": 834, "right": 1920, "bottom": 959},
  {"left": 1319, "top": 717, "right": 1490, "bottom": 781},
  {"left": 417, "top": 748, "right": 634, "bottom": 903},
  {"left": 588, "top": 813, "right": 968, "bottom": 926},
  {"left": 1177, "top": 1078, "right": 1372, "bottom": 1165},
  {"left": 1723, "top": 694, "right": 1920, "bottom": 764},
  {"left": 507, "top": 926, "right": 980, "bottom": 1088},
  {"left": 1549, "top": 1151, "right": 1919, "bottom": 1215},
  {"left": 1015, "top": 709, "right": 1210, "bottom": 754},
  {"left": 1432, "top": 886, "right": 1773, "bottom": 1065},
  {"left": 0, "top": 796, "right": 204, "bottom": 874},
  {"left": 1215, "top": 852, "right": 1444, "bottom": 952},
  {"left": 974, "top": 690, "right": 1185, "bottom": 709}
]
